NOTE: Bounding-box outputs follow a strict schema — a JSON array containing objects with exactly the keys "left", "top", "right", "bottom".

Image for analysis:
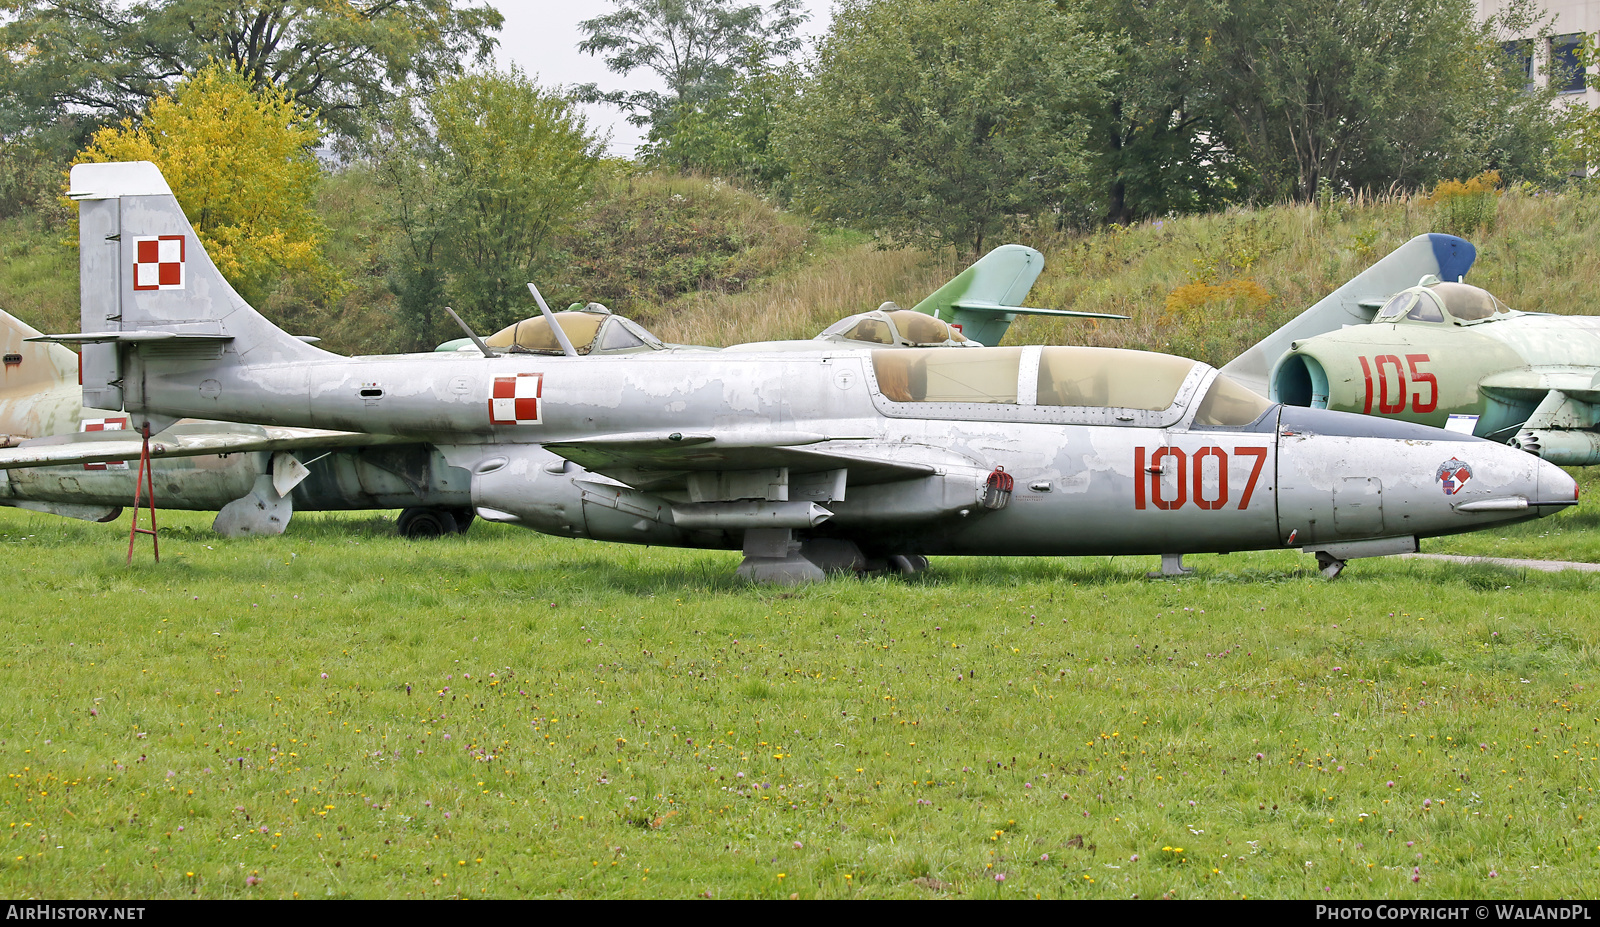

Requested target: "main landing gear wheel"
[
  {"left": 886, "top": 554, "right": 929, "bottom": 576},
  {"left": 397, "top": 507, "right": 458, "bottom": 538}
]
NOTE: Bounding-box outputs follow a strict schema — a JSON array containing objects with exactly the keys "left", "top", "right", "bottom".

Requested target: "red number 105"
[{"left": 1358, "top": 353, "right": 1437, "bottom": 415}]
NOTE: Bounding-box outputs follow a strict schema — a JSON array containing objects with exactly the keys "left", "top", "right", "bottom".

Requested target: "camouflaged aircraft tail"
[
  {"left": 61, "top": 161, "right": 330, "bottom": 413},
  {"left": 1220, "top": 233, "right": 1476, "bottom": 398}
]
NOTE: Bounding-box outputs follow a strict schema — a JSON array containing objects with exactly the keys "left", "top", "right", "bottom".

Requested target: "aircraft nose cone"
[
  {"left": 1275, "top": 406, "right": 1574, "bottom": 542},
  {"left": 1535, "top": 459, "right": 1580, "bottom": 512}
]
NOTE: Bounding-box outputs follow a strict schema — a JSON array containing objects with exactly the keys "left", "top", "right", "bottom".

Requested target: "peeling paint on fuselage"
[{"left": 123, "top": 346, "right": 1571, "bottom": 558}]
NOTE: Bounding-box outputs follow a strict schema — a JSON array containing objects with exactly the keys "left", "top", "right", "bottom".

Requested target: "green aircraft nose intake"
[{"left": 1272, "top": 353, "right": 1329, "bottom": 408}]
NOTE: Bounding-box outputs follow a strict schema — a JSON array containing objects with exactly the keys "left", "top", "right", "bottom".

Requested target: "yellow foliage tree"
[{"left": 76, "top": 63, "right": 339, "bottom": 306}]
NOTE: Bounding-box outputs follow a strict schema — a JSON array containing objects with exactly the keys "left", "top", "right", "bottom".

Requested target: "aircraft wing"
[
  {"left": 545, "top": 432, "right": 938, "bottom": 492},
  {"left": 0, "top": 422, "right": 405, "bottom": 470},
  {"left": 1477, "top": 367, "right": 1600, "bottom": 402}
]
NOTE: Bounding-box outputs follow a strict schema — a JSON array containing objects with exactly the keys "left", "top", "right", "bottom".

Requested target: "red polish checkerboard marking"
[
  {"left": 133, "top": 235, "right": 185, "bottom": 291},
  {"left": 80, "top": 417, "right": 129, "bottom": 470},
  {"left": 489, "top": 373, "right": 543, "bottom": 425}
]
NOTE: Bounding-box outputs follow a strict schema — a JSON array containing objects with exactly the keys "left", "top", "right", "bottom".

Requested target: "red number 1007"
[{"left": 1133, "top": 446, "right": 1267, "bottom": 511}]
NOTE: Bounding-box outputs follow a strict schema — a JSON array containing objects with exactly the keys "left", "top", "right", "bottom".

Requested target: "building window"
[
  {"left": 1503, "top": 39, "right": 1535, "bottom": 91},
  {"left": 1550, "top": 33, "right": 1587, "bottom": 94}
]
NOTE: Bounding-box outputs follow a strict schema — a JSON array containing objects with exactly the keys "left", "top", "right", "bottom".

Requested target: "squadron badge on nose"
[{"left": 1436, "top": 457, "right": 1472, "bottom": 495}]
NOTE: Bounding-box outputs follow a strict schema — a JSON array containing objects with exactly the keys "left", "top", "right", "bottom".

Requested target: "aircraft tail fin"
[
  {"left": 911, "top": 244, "right": 1126, "bottom": 346},
  {"left": 0, "top": 307, "right": 87, "bottom": 440},
  {"left": 1220, "top": 233, "right": 1475, "bottom": 396},
  {"left": 60, "top": 161, "right": 328, "bottom": 413}
]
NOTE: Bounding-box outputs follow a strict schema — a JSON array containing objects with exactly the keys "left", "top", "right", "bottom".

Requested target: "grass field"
[{"left": 0, "top": 470, "right": 1596, "bottom": 900}]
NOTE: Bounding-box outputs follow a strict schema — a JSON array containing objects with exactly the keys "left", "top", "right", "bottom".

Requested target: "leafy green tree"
[
  {"left": 779, "top": 0, "right": 1110, "bottom": 255},
  {"left": 1080, "top": 0, "right": 1241, "bottom": 224},
  {"left": 371, "top": 69, "right": 601, "bottom": 348},
  {"left": 639, "top": 46, "right": 800, "bottom": 186},
  {"left": 0, "top": 1, "right": 502, "bottom": 140},
  {"left": 1202, "top": 0, "right": 1561, "bottom": 202},
  {"left": 76, "top": 62, "right": 338, "bottom": 306},
  {"left": 575, "top": 0, "right": 804, "bottom": 160}
]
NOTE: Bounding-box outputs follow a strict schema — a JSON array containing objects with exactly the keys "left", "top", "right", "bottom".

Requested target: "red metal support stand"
[{"left": 127, "top": 423, "right": 159, "bottom": 564}]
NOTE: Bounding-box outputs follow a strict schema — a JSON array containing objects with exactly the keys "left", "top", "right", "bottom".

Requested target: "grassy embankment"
[
  {"left": 0, "top": 497, "right": 1594, "bottom": 899},
  {"left": 662, "top": 182, "right": 1600, "bottom": 367}
]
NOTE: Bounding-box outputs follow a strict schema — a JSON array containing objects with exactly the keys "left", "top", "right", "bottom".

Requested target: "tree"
[
  {"left": 575, "top": 0, "right": 804, "bottom": 156},
  {"left": 638, "top": 45, "right": 800, "bottom": 186},
  {"left": 76, "top": 62, "right": 337, "bottom": 306},
  {"left": 779, "top": 0, "right": 1110, "bottom": 255},
  {"left": 0, "top": 1, "right": 502, "bottom": 140},
  {"left": 372, "top": 69, "right": 602, "bottom": 348},
  {"left": 1201, "top": 0, "right": 1561, "bottom": 202},
  {"left": 1080, "top": 0, "right": 1242, "bottom": 224}
]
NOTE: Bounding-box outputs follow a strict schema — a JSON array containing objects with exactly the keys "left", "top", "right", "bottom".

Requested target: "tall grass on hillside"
[
  {"left": 653, "top": 241, "right": 960, "bottom": 347},
  {"left": 681, "top": 180, "right": 1600, "bottom": 364},
  {"left": 1005, "top": 183, "right": 1600, "bottom": 368},
  {"left": 0, "top": 212, "right": 77, "bottom": 338},
  {"left": 558, "top": 172, "right": 813, "bottom": 328}
]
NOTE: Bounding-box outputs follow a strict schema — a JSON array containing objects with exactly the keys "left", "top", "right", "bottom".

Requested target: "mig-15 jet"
[
  {"left": 0, "top": 163, "right": 1579, "bottom": 581},
  {"left": 1227, "top": 234, "right": 1600, "bottom": 468}
]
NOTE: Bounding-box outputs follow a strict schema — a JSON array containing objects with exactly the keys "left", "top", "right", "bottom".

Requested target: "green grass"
[{"left": 0, "top": 501, "right": 1596, "bottom": 899}]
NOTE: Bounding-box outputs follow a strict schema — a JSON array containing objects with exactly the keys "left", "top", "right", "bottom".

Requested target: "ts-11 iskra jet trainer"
[{"left": 1, "top": 162, "right": 1577, "bottom": 581}]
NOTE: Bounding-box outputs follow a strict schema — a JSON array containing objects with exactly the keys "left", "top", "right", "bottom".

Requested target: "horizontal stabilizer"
[
  {"left": 29, "top": 331, "right": 233, "bottom": 344},
  {"left": 0, "top": 422, "right": 403, "bottom": 471},
  {"left": 951, "top": 301, "right": 1129, "bottom": 321}
]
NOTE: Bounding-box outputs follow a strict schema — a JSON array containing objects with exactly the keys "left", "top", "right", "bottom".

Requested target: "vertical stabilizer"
[
  {"left": 1220, "top": 233, "right": 1476, "bottom": 396},
  {"left": 65, "top": 161, "right": 331, "bottom": 413},
  {"left": 0, "top": 307, "right": 89, "bottom": 440},
  {"left": 910, "top": 244, "right": 1125, "bottom": 346}
]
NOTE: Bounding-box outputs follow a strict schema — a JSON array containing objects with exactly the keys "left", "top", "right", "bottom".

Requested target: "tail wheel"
[{"left": 397, "top": 507, "right": 458, "bottom": 539}]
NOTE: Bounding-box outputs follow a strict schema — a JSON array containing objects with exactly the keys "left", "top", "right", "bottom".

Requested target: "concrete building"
[{"left": 1480, "top": 0, "right": 1600, "bottom": 108}]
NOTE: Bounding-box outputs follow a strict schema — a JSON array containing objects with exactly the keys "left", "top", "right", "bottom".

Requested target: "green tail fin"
[{"left": 911, "top": 244, "right": 1125, "bottom": 346}]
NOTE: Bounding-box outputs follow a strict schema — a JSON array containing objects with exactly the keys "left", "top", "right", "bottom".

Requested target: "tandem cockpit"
[
  {"left": 438, "top": 303, "right": 709, "bottom": 356},
  {"left": 866, "top": 346, "right": 1275, "bottom": 430}
]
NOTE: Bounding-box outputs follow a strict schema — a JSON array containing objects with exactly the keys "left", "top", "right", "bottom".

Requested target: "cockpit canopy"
[
  {"left": 1374, "top": 279, "right": 1513, "bottom": 326},
  {"left": 817, "top": 303, "right": 975, "bottom": 348},
  {"left": 870, "top": 346, "right": 1274, "bottom": 427},
  {"left": 475, "top": 304, "right": 667, "bottom": 355}
]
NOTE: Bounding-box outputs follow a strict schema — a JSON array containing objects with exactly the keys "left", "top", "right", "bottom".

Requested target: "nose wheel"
[{"left": 1314, "top": 550, "right": 1346, "bottom": 579}]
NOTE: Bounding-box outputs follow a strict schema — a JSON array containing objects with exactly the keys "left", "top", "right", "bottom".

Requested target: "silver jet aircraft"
[
  {"left": 7, "top": 162, "right": 1579, "bottom": 581},
  {"left": 0, "top": 237, "right": 1073, "bottom": 536}
]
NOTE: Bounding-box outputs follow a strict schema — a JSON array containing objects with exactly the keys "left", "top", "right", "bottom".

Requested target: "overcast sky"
[{"left": 488, "top": 0, "right": 837, "bottom": 156}]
